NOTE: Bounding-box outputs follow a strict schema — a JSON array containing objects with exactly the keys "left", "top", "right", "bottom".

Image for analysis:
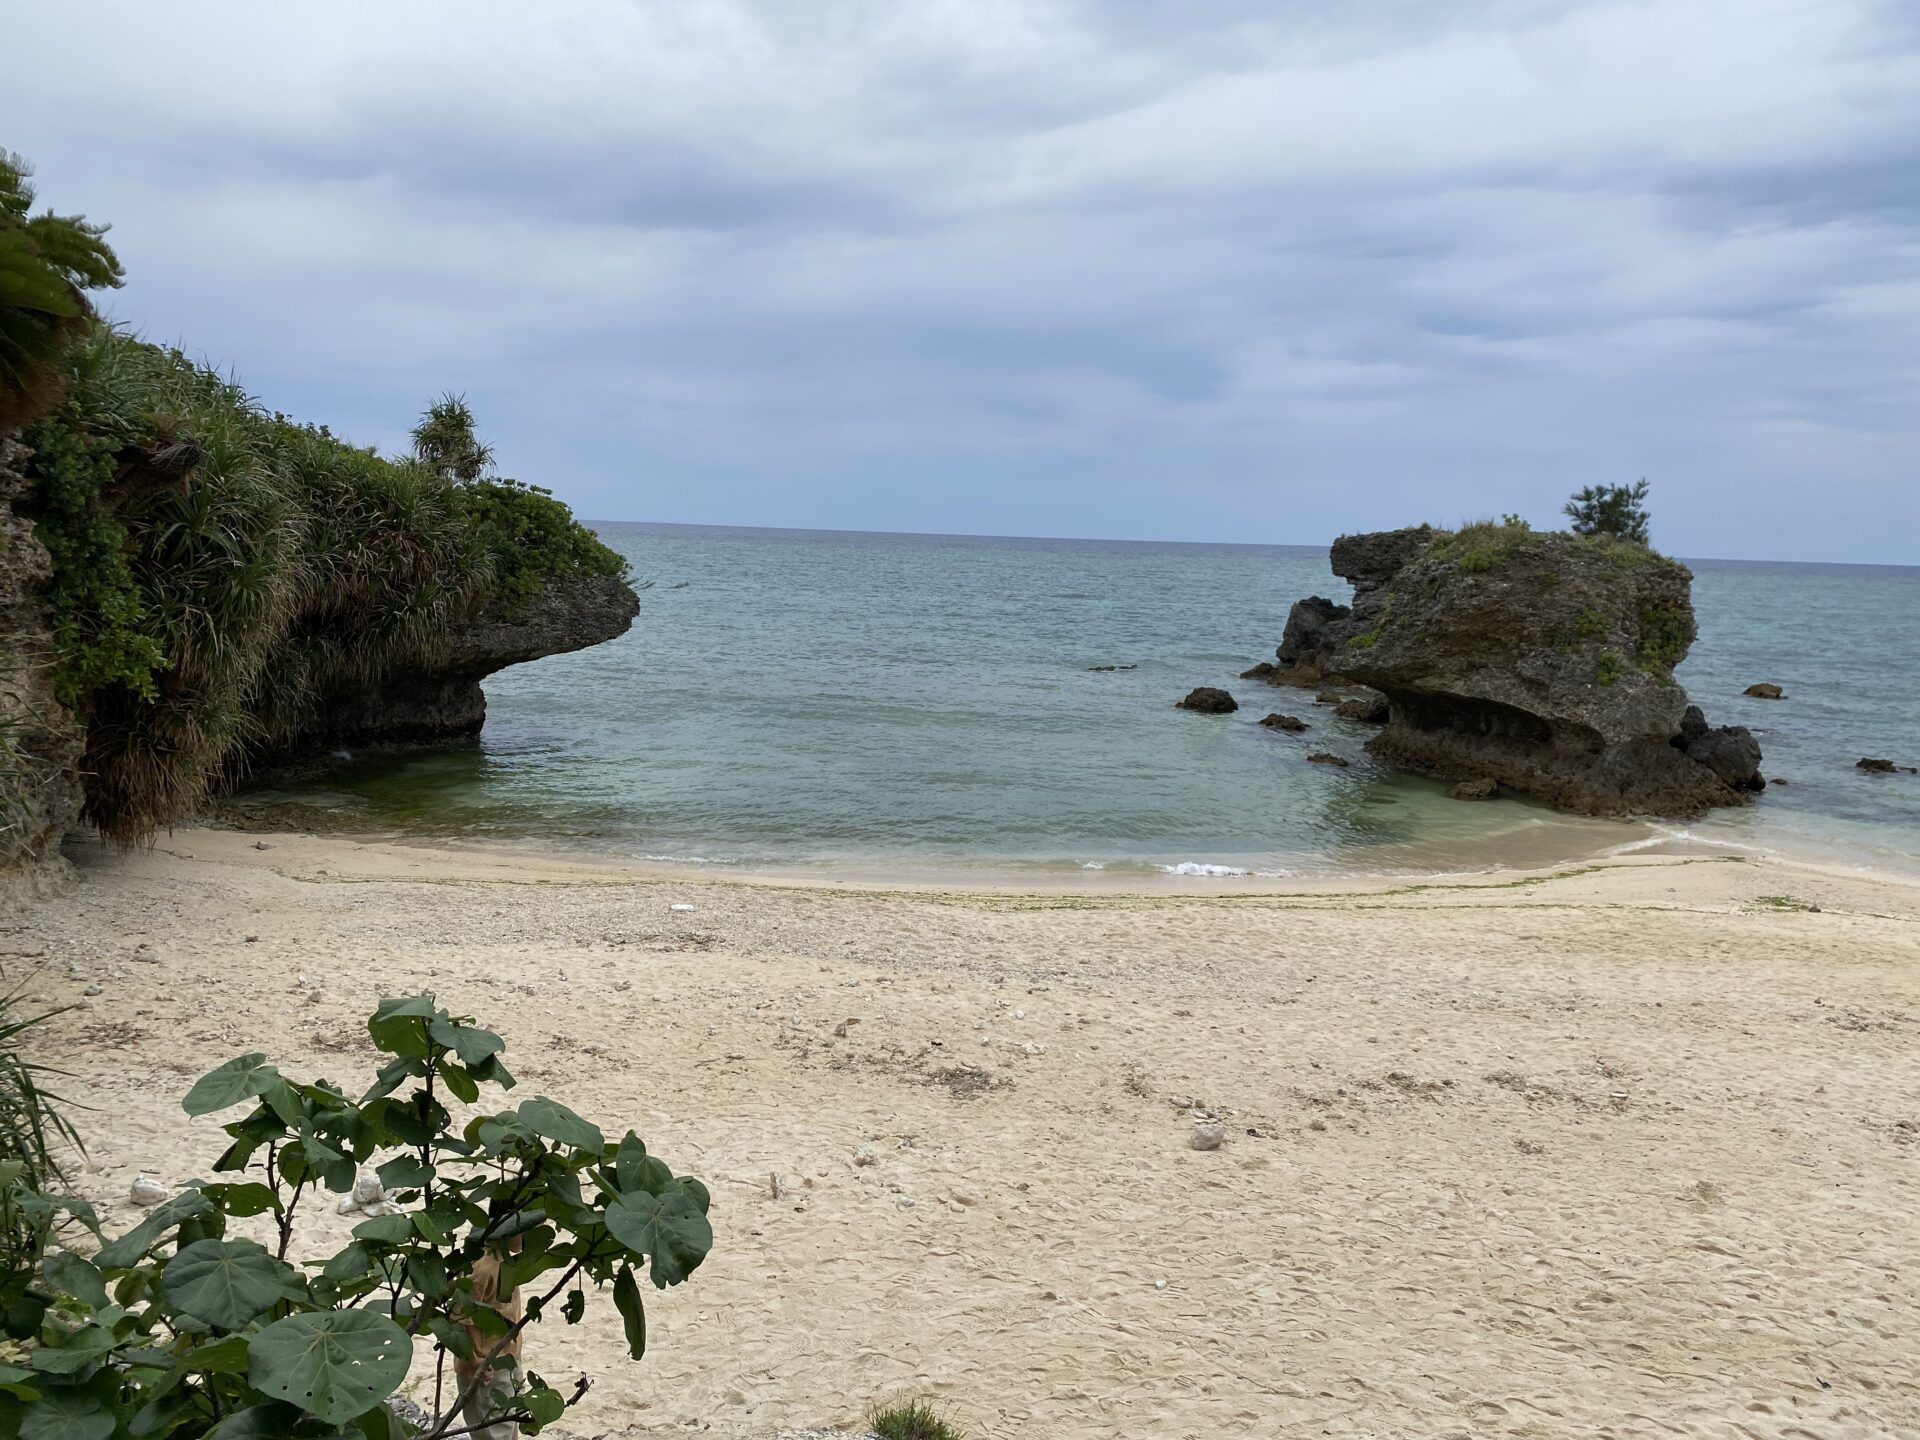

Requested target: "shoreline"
[
  {"left": 14, "top": 829, "right": 1920, "bottom": 1436},
  {"left": 156, "top": 812, "right": 1915, "bottom": 899}
]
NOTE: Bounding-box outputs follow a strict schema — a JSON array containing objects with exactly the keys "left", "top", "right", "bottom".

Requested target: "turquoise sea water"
[{"left": 254, "top": 524, "right": 1920, "bottom": 879}]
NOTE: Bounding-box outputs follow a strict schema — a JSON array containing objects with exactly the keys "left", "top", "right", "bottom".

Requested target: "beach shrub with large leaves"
[{"left": 0, "top": 997, "right": 711, "bottom": 1439}]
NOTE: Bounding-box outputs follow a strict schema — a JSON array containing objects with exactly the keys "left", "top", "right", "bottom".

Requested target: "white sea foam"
[
  {"left": 1080, "top": 862, "right": 1107, "bottom": 870},
  {"left": 635, "top": 852, "right": 733, "bottom": 866},
  {"left": 1158, "top": 861, "right": 1250, "bottom": 877}
]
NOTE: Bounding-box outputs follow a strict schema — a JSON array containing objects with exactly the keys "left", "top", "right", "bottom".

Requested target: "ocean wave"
[
  {"left": 634, "top": 852, "right": 735, "bottom": 866},
  {"left": 1158, "top": 861, "right": 1250, "bottom": 877}
]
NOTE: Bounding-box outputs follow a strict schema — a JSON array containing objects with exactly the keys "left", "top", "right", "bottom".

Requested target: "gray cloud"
[{"left": 6, "top": 0, "right": 1918, "bottom": 561}]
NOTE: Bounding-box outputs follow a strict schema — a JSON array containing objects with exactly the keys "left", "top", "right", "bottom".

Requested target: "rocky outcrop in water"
[
  {"left": 0, "top": 438, "right": 83, "bottom": 905},
  {"left": 1274, "top": 525, "right": 1762, "bottom": 817},
  {"left": 1177, "top": 687, "right": 1238, "bottom": 715},
  {"left": 252, "top": 573, "right": 640, "bottom": 769}
]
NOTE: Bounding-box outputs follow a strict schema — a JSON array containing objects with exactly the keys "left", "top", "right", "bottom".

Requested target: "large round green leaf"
[
  {"left": 164, "top": 1240, "right": 295, "bottom": 1331},
  {"left": 181, "top": 1054, "right": 277, "bottom": 1116},
  {"left": 516, "top": 1097, "right": 604, "bottom": 1152},
  {"left": 604, "top": 1186, "right": 714, "bottom": 1288},
  {"left": 247, "top": 1310, "right": 412, "bottom": 1425},
  {"left": 17, "top": 1385, "right": 112, "bottom": 1440}
]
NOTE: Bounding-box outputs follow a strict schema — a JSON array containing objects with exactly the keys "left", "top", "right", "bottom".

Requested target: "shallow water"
[{"left": 246, "top": 525, "right": 1920, "bottom": 878}]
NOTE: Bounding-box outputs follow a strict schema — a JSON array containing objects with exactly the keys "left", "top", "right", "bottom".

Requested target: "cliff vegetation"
[{"left": 2, "top": 154, "right": 631, "bottom": 861}]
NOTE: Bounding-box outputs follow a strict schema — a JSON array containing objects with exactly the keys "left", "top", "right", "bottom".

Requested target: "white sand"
[{"left": 8, "top": 828, "right": 1920, "bottom": 1437}]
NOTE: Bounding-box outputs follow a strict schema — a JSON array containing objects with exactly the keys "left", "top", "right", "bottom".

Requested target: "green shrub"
[
  {"left": 1565, "top": 480, "right": 1652, "bottom": 544},
  {"left": 0, "top": 996, "right": 711, "bottom": 1439},
  {"left": 15, "top": 414, "right": 165, "bottom": 708},
  {"left": 1594, "top": 650, "right": 1622, "bottom": 686},
  {"left": 1635, "top": 602, "right": 1692, "bottom": 676},
  {"left": 872, "top": 1399, "right": 965, "bottom": 1440},
  {"left": 457, "top": 477, "right": 627, "bottom": 610}
]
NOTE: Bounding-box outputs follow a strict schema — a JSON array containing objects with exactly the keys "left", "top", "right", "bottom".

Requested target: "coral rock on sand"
[
  {"left": 1744, "top": 683, "right": 1786, "bottom": 699},
  {"left": 1448, "top": 778, "right": 1499, "bottom": 801},
  {"left": 1307, "top": 752, "right": 1350, "bottom": 768},
  {"left": 128, "top": 1176, "right": 169, "bottom": 1207},
  {"left": 1259, "top": 714, "right": 1308, "bottom": 732},
  {"left": 1177, "top": 687, "right": 1238, "bottom": 714},
  {"left": 1190, "top": 1121, "right": 1225, "bottom": 1151}
]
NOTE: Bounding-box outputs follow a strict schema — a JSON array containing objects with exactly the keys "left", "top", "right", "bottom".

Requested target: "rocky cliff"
[
  {"left": 248, "top": 572, "right": 640, "bottom": 769},
  {"left": 0, "top": 438, "right": 83, "bottom": 905},
  {"left": 1277, "top": 524, "right": 1762, "bottom": 816}
]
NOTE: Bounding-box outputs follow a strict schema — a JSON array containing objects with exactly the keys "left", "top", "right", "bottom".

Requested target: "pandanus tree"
[
  {"left": 0, "top": 152, "right": 123, "bottom": 431},
  {"left": 410, "top": 394, "right": 495, "bottom": 484}
]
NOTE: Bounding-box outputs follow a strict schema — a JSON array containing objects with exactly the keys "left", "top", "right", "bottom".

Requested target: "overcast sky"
[{"left": 9, "top": 1, "right": 1919, "bottom": 561}]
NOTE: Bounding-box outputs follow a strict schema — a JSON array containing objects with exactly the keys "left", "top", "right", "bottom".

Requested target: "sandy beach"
[{"left": 6, "top": 829, "right": 1919, "bottom": 1438}]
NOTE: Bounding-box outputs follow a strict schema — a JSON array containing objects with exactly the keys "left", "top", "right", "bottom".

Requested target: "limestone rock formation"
[
  {"left": 0, "top": 438, "right": 83, "bottom": 905},
  {"left": 1177, "top": 687, "right": 1238, "bottom": 715},
  {"left": 1334, "top": 693, "right": 1389, "bottom": 724},
  {"left": 1274, "top": 525, "right": 1763, "bottom": 817},
  {"left": 256, "top": 573, "right": 640, "bottom": 766},
  {"left": 1744, "top": 683, "right": 1785, "bottom": 699},
  {"left": 1258, "top": 713, "right": 1308, "bottom": 732}
]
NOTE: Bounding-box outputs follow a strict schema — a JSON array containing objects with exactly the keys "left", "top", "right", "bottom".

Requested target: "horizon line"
[{"left": 580, "top": 516, "right": 1920, "bottom": 571}]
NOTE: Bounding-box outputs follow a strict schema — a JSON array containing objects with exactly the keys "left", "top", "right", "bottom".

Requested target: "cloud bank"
[{"left": 8, "top": 0, "right": 1919, "bottom": 560}]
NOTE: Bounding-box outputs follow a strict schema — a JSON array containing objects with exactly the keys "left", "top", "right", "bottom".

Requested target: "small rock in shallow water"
[
  {"left": 1307, "top": 752, "right": 1350, "bottom": 768},
  {"left": 1177, "top": 686, "right": 1238, "bottom": 714},
  {"left": 1258, "top": 713, "right": 1308, "bottom": 732},
  {"left": 1857, "top": 757, "right": 1916, "bottom": 774},
  {"left": 1448, "top": 777, "right": 1499, "bottom": 801},
  {"left": 129, "top": 1176, "right": 168, "bottom": 1207},
  {"left": 1743, "top": 683, "right": 1785, "bottom": 699}
]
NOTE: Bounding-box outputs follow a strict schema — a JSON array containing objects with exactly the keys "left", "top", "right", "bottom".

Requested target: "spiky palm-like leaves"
[
  {"left": 0, "top": 152, "right": 123, "bottom": 430},
  {"left": 410, "top": 391, "right": 494, "bottom": 483},
  {"left": 0, "top": 981, "right": 81, "bottom": 1188}
]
